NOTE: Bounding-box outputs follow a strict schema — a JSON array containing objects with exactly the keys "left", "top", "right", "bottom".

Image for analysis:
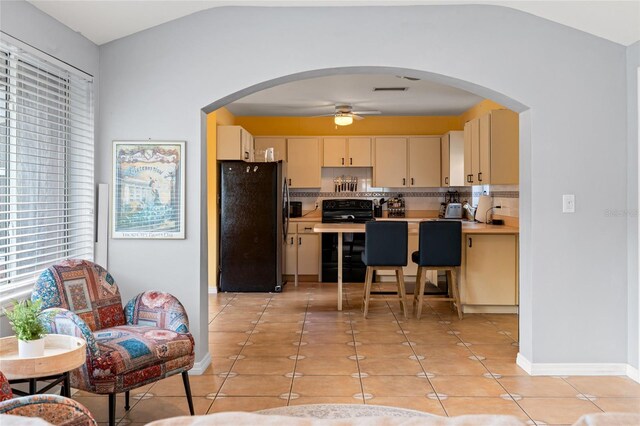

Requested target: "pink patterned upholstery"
[
  {"left": 0, "top": 371, "right": 96, "bottom": 426},
  {"left": 32, "top": 260, "right": 194, "bottom": 395}
]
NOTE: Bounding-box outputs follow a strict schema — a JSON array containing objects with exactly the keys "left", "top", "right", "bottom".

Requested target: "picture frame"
[{"left": 112, "top": 140, "right": 185, "bottom": 239}]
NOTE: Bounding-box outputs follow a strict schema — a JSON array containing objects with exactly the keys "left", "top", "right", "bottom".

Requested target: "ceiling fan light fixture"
[{"left": 334, "top": 114, "right": 353, "bottom": 126}]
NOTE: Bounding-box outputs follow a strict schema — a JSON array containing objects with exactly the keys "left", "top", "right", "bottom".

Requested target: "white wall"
[
  {"left": 2, "top": 2, "right": 635, "bottom": 370},
  {"left": 94, "top": 5, "right": 631, "bottom": 368},
  {"left": 627, "top": 41, "right": 640, "bottom": 371}
]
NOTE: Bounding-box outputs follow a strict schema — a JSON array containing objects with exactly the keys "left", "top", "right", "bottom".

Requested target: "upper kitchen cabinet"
[
  {"left": 323, "top": 137, "right": 372, "bottom": 167},
  {"left": 287, "top": 137, "right": 321, "bottom": 188},
  {"left": 217, "top": 125, "right": 254, "bottom": 161},
  {"left": 441, "top": 131, "right": 464, "bottom": 187},
  {"left": 464, "top": 109, "right": 519, "bottom": 185},
  {"left": 408, "top": 137, "right": 440, "bottom": 187},
  {"left": 373, "top": 137, "right": 407, "bottom": 187},
  {"left": 373, "top": 137, "right": 440, "bottom": 187},
  {"left": 254, "top": 137, "right": 287, "bottom": 162}
]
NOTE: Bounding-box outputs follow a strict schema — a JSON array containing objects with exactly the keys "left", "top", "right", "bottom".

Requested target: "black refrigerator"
[{"left": 219, "top": 160, "right": 288, "bottom": 292}]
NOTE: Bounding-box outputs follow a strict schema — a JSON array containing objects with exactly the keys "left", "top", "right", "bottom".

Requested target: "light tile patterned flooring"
[{"left": 74, "top": 282, "right": 640, "bottom": 425}]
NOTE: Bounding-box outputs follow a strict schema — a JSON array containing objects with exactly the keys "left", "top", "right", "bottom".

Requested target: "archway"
[{"left": 201, "top": 65, "right": 532, "bottom": 371}]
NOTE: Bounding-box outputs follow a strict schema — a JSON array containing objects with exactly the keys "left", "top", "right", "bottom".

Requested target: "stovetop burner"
[{"left": 322, "top": 199, "right": 373, "bottom": 223}]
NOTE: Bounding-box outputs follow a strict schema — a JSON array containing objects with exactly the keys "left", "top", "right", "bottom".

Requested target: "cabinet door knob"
[
  {"left": 341, "top": 158, "right": 344, "bottom": 165},
  {"left": 290, "top": 237, "right": 294, "bottom": 244},
  {"left": 411, "top": 177, "right": 414, "bottom": 185},
  {"left": 289, "top": 179, "right": 292, "bottom": 186},
  {"left": 244, "top": 152, "right": 249, "bottom": 160},
  {"left": 350, "top": 158, "right": 353, "bottom": 165},
  {"left": 402, "top": 178, "right": 406, "bottom": 186},
  {"left": 478, "top": 172, "right": 483, "bottom": 182},
  {"left": 445, "top": 177, "right": 449, "bottom": 185},
  {"left": 468, "top": 237, "right": 473, "bottom": 248},
  {"left": 298, "top": 237, "right": 302, "bottom": 245}
]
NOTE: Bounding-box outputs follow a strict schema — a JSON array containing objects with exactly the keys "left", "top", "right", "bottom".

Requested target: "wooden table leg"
[
  {"left": 29, "top": 378, "right": 36, "bottom": 394},
  {"left": 63, "top": 372, "right": 70, "bottom": 397},
  {"left": 337, "top": 232, "right": 343, "bottom": 311}
]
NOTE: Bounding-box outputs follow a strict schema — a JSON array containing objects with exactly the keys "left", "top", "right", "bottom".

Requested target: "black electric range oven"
[{"left": 321, "top": 199, "right": 373, "bottom": 283}]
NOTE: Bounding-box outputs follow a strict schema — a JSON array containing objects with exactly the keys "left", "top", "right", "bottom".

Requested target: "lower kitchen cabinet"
[
  {"left": 461, "top": 234, "right": 518, "bottom": 307},
  {"left": 284, "top": 223, "right": 320, "bottom": 281},
  {"left": 284, "top": 233, "right": 297, "bottom": 275},
  {"left": 297, "top": 233, "right": 320, "bottom": 275}
]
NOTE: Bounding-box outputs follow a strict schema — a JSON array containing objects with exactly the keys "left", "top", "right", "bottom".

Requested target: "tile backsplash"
[{"left": 290, "top": 167, "right": 519, "bottom": 217}]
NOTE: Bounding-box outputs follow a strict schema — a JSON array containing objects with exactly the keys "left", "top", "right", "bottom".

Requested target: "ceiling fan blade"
[
  {"left": 352, "top": 110, "right": 381, "bottom": 115},
  {"left": 311, "top": 113, "right": 338, "bottom": 117},
  {"left": 352, "top": 114, "right": 365, "bottom": 121}
]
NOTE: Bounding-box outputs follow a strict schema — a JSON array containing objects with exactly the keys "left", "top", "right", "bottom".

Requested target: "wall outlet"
[{"left": 562, "top": 194, "right": 575, "bottom": 213}]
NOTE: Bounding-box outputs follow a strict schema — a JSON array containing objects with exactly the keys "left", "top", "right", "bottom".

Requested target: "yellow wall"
[
  {"left": 206, "top": 99, "right": 510, "bottom": 289},
  {"left": 459, "top": 99, "right": 506, "bottom": 123},
  {"left": 235, "top": 115, "right": 463, "bottom": 136},
  {"left": 207, "top": 107, "right": 235, "bottom": 289}
]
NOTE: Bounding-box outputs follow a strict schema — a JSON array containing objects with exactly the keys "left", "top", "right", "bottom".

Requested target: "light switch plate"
[{"left": 562, "top": 194, "right": 575, "bottom": 213}]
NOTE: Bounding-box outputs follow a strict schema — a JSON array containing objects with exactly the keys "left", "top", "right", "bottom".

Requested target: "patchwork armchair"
[
  {"left": 32, "top": 259, "right": 195, "bottom": 426},
  {"left": 0, "top": 370, "right": 96, "bottom": 425}
]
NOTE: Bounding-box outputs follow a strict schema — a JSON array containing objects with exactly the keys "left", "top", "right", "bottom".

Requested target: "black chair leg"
[
  {"left": 108, "top": 393, "right": 116, "bottom": 426},
  {"left": 182, "top": 371, "right": 195, "bottom": 415},
  {"left": 125, "top": 390, "right": 130, "bottom": 411}
]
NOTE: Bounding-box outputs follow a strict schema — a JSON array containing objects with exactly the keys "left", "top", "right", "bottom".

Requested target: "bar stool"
[
  {"left": 412, "top": 220, "right": 463, "bottom": 320},
  {"left": 362, "top": 221, "right": 408, "bottom": 318}
]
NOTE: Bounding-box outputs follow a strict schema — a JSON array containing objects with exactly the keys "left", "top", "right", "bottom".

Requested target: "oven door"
[{"left": 321, "top": 232, "right": 366, "bottom": 283}]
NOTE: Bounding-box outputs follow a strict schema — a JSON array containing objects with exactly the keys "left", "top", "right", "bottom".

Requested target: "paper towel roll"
[{"left": 475, "top": 195, "right": 493, "bottom": 223}]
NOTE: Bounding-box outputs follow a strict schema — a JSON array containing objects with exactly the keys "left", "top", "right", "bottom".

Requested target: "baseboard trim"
[
  {"left": 189, "top": 351, "right": 211, "bottom": 375},
  {"left": 627, "top": 364, "right": 640, "bottom": 383},
  {"left": 517, "top": 353, "right": 634, "bottom": 378},
  {"left": 463, "top": 305, "right": 518, "bottom": 314},
  {"left": 208, "top": 286, "right": 218, "bottom": 294}
]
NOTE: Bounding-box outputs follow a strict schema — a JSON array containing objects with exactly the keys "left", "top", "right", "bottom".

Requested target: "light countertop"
[{"left": 291, "top": 210, "right": 518, "bottom": 234}]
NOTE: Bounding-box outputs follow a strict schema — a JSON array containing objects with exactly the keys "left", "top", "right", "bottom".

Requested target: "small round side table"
[{"left": 0, "top": 334, "right": 86, "bottom": 397}]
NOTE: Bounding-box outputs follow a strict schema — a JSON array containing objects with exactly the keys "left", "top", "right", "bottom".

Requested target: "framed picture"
[{"left": 112, "top": 141, "right": 185, "bottom": 239}]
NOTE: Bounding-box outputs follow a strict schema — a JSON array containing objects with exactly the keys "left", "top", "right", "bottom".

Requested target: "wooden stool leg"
[
  {"left": 361, "top": 267, "right": 371, "bottom": 312},
  {"left": 413, "top": 266, "right": 422, "bottom": 309},
  {"left": 395, "top": 268, "right": 408, "bottom": 319},
  {"left": 416, "top": 268, "right": 427, "bottom": 320},
  {"left": 450, "top": 268, "right": 463, "bottom": 320},
  {"left": 363, "top": 266, "right": 373, "bottom": 318}
]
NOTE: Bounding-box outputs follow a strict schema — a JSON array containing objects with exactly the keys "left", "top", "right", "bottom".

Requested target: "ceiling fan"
[{"left": 315, "top": 104, "right": 382, "bottom": 126}]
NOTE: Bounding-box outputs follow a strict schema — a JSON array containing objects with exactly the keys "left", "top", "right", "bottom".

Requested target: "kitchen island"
[{"left": 311, "top": 220, "right": 519, "bottom": 311}]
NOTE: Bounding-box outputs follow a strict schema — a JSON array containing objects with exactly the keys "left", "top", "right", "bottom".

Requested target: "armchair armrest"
[
  {"left": 0, "top": 394, "right": 97, "bottom": 425},
  {"left": 124, "top": 291, "right": 190, "bottom": 333},
  {"left": 42, "top": 308, "right": 100, "bottom": 358}
]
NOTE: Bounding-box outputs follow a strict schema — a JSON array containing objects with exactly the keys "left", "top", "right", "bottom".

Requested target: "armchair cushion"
[
  {"left": 0, "top": 394, "right": 96, "bottom": 426},
  {"left": 33, "top": 259, "right": 125, "bottom": 332},
  {"left": 125, "top": 292, "right": 190, "bottom": 333}
]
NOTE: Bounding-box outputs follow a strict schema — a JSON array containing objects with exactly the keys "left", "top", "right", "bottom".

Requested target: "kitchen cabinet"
[
  {"left": 462, "top": 234, "right": 518, "bottom": 306},
  {"left": 373, "top": 137, "right": 407, "bottom": 187},
  {"left": 287, "top": 138, "right": 321, "bottom": 188},
  {"left": 464, "top": 110, "right": 519, "bottom": 185},
  {"left": 254, "top": 137, "right": 287, "bottom": 162},
  {"left": 284, "top": 223, "right": 320, "bottom": 282},
  {"left": 408, "top": 137, "right": 441, "bottom": 187},
  {"left": 217, "top": 125, "right": 254, "bottom": 161},
  {"left": 441, "top": 131, "right": 464, "bottom": 187},
  {"left": 373, "top": 137, "right": 440, "bottom": 187},
  {"left": 323, "top": 137, "right": 372, "bottom": 167},
  {"left": 284, "top": 232, "right": 297, "bottom": 275}
]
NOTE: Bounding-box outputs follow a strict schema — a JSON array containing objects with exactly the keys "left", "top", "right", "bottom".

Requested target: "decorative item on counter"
[
  {"left": 373, "top": 199, "right": 382, "bottom": 217},
  {"left": 333, "top": 175, "right": 358, "bottom": 192},
  {"left": 387, "top": 195, "right": 405, "bottom": 218}
]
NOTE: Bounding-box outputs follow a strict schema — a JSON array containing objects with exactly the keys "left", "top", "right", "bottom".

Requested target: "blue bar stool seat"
[
  {"left": 412, "top": 220, "right": 463, "bottom": 319},
  {"left": 362, "top": 221, "right": 408, "bottom": 318}
]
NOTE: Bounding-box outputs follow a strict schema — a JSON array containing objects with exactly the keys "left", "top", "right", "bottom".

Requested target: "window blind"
[{"left": 0, "top": 38, "right": 94, "bottom": 300}]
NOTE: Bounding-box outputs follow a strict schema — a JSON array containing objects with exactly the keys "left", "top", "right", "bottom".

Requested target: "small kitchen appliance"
[
  {"left": 289, "top": 201, "right": 302, "bottom": 218},
  {"left": 440, "top": 190, "right": 462, "bottom": 219}
]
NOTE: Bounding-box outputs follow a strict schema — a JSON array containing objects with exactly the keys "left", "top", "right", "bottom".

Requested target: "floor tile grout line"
[{"left": 287, "top": 294, "right": 310, "bottom": 405}]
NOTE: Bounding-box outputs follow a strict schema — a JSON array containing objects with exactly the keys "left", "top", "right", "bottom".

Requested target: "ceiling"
[
  {"left": 224, "top": 74, "right": 485, "bottom": 116},
  {"left": 27, "top": 1, "right": 640, "bottom": 46}
]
